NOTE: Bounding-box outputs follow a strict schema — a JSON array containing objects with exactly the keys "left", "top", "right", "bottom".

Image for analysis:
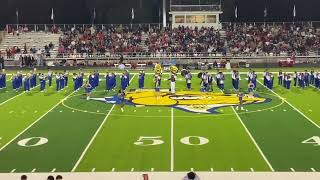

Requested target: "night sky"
[{"left": 0, "top": 0, "right": 319, "bottom": 26}]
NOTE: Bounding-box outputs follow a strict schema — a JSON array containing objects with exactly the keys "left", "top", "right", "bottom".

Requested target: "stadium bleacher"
[{"left": 1, "top": 23, "right": 319, "bottom": 60}]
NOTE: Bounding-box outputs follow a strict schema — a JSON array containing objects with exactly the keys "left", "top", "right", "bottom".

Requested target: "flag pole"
[{"left": 16, "top": 9, "right": 19, "bottom": 30}]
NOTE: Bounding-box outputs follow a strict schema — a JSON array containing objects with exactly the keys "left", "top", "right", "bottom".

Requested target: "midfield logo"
[{"left": 90, "top": 89, "right": 269, "bottom": 114}]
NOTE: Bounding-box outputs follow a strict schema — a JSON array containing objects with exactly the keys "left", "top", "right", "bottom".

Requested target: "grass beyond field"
[{"left": 0, "top": 69, "right": 319, "bottom": 173}]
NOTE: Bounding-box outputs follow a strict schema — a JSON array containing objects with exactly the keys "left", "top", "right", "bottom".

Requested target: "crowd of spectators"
[
  {"left": 3, "top": 42, "right": 54, "bottom": 59},
  {"left": 2, "top": 23, "right": 320, "bottom": 58},
  {"left": 56, "top": 23, "right": 320, "bottom": 57},
  {"left": 225, "top": 23, "right": 320, "bottom": 56},
  {"left": 145, "top": 26, "right": 226, "bottom": 57},
  {"left": 58, "top": 25, "right": 143, "bottom": 56}
]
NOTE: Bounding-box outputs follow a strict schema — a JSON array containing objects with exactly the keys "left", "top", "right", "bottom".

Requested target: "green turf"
[{"left": 0, "top": 68, "right": 320, "bottom": 173}]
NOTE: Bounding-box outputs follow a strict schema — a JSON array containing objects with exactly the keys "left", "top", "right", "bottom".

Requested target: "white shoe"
[
  {"left": 121, "top": 108, "right": 124, "bottom": 112},
  {"left": 236, "top": 106, "right": 239, "bottom": 110},
  {"left": 241, "top": 107, "right": 244, "bottom": 111}
]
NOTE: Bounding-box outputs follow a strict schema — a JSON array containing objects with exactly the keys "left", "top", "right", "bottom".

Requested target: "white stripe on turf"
[
  {"left": 71, "top": 74, "right": 136, "bottom": 172},
  {"left": 232, "top": 106, "right": 275, "bottom": 171},
  {"left": 257, "top": 80, "right": 320, "bottom": 129},
  {"left": 0, "top": 83, "right": 42, "bottom": 106},
  {"left": 0, "top": 91, "right": 26, "bottom": 106},
  {"left": 71, "top": 104, "right": 115, "bottom": 172},
  {"left": 170, "top": 108, "right": 174, "bottom": 172},
  {"left": 213, "top": 78, "right": 274, "bottom": 172},
  {"left": 0, "top": 90, "right": 77, "bottom": 153}
]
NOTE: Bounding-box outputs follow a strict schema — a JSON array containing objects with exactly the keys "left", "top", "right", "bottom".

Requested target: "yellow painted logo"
[
  {"left": 125, "top": 89, "right": 268, "bottom": 113},
  {"left": 91, "top": 89, "right": 268, "bottom": 114}
]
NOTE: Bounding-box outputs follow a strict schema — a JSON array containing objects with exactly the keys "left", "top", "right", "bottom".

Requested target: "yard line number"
[
  {"left": 17, "top": 137, "right": 48, "bottom": 147},
  {"left": 134, "top": 136, "right": 209, "bottom": 146},
  {"left": 302, "top": 136, "right": 320, "bottom": 146}
]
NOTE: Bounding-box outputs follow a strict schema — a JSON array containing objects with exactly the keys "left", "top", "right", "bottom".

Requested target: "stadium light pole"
[{"left": 162, "top": 0, "right": 166, "bottom": 28}]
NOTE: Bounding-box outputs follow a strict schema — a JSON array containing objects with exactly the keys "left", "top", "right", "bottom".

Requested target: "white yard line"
[
  {"left": 256, "top": 80, "right": 320, "bottom": 129},
  {"left": 0, "top": 91, "right": 25, "bottom": 106},
  {"left": 170, "top": 107, "right": 174, "bottom": 172},
  {"left": 231, "top": 106, "right": 275, "bottom": 171},
  {"left": 0, "top": 83, "right": 42, "bottom": 106},
  {"left": 0, "top": 90, "right": 77, "bottom": 152},
  {"left": 71, "top": 104, "right": 115, "bottom": 172},
  {"left": 71, "top": 75, "right": 136, "bottom": 172},
  {"left": 213, "top": 78, "right": 274, "bottom": 171}
]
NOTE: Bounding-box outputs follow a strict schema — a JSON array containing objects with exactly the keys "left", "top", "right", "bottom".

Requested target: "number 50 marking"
[{"left": 134, "top": 136, "right": 209, "bottom": 146}]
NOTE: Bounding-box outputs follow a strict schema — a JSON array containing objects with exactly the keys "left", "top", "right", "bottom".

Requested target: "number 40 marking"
[{"left": 302, "top": 136, "right": 320, "bottom": 146}]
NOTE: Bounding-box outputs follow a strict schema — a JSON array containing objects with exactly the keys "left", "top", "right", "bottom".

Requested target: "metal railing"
[
  {"left": 3, "top": 51, "right": 320, "bottom": 61},
  {"left": 4, "top": 21, "right": 320, "bottom": 33},
  {"left": 170, "top": 5, "right": 221, "bottom": 11}
]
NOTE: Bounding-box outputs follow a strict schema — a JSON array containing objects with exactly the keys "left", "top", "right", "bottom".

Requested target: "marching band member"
[
  {"left": 304, "top": 70, "right": 310, "bottom": 87},
  {"left": 278, "top": 70, "right": 283, "bottom": 85},
  {"left": 48, "top": 69, "right": 53, "bottom": 87},
  {"left": 284, "top": 74, "right": 292, "bottom": 89},
  {"left": 293, "top": 71, "right": 298, "bottom": 86},
  {"left": 84, "top": 81, "right": 93, "bottom": 101},
  {"left": 23, "top": 73, "right": 31, "bottom": 92},
  {"left": 39, "top": 73, "right": 46, "bottom": 92},
  {"left": 56, "top": 72, "right": 61, "bottom": 91},
  {"left": 154, "top": 73, "right": 161, "bottom": 92},
  {"left": 185, "top": 70, "right": 192, "bottom": 90},
  {"left": 236, "top": 92, "right": 244, "bottom": 111},
  {"left": 248, "top": 81, "right": 255, "bottom": 97},
  {"left": 232, "top": 70, "right": 240, "bottom": 91},
  {"left": 170, "top": 73, "right": 176, "bottom": 94},
  {"left": 138, "top": 71, "right": 145, "bottom": 89},
  {"left": 201, "top": 72, "right": 209, "bottom": 92},
  {"left": 310, "top": 70, "right": 315, "bottom": 85},
  {"left": 105, "top": 72, "right": 111, "bottom": 92}
]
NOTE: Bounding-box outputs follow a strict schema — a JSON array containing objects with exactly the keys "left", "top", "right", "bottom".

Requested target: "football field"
[{"left": 0, "top": 70, "right": 320, "bottom": 173}]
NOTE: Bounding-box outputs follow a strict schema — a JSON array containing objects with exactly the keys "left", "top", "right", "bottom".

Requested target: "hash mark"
[{"left": 290, "top": 168, "right": 295, "bottom": 172}]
